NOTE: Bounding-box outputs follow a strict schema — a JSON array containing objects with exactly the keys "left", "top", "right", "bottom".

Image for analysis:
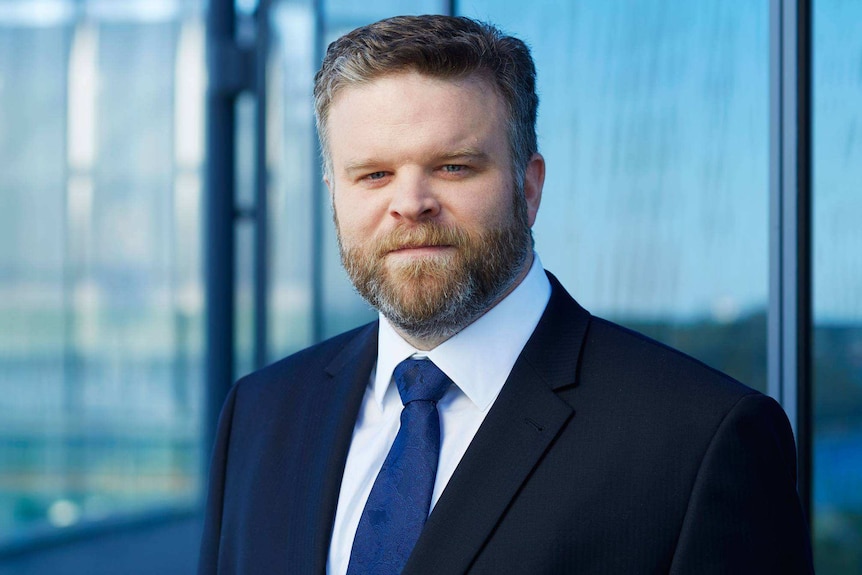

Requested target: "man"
[{"left": 199, "top": 15, "right": 814, "bottom": 574}]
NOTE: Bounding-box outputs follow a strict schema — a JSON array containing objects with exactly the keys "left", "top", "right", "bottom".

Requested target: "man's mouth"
[{"left": 387, "top": 244, "right": 453, "bottom": 256}]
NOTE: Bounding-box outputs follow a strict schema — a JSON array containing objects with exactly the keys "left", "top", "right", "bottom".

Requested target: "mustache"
[{"left": 372, "top": 223, "right": 471, "bottom": 256}]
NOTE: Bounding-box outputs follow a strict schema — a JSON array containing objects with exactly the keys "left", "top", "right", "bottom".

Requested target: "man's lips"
[{"left": 386, "top": 244, "right": 453, "bottom": 256}]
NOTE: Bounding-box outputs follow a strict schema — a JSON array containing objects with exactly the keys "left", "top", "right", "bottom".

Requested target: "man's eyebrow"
[
  {"left": 436, "top": 148, "right": 490, "bottom": 163},
  {"left": 343, "top": 160, "right": 381, "bottom": 176}
]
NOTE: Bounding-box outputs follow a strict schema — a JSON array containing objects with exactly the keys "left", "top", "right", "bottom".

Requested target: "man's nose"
[{"left": 388, "top": 174, "right": 441, "bottom": 221}]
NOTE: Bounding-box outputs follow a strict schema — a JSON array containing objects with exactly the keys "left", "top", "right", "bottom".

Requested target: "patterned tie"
[{"left": 346, "top": 358, "right": 453, "bottom": 575}]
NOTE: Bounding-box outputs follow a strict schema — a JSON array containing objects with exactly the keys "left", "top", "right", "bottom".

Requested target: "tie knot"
[{"left": 393, "top": 358, "right": 452, "bottom": 405}]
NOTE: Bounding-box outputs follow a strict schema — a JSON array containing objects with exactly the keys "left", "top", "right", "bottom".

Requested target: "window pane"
[
  {"left": 268, "top": 0, "right": 318, "bottom": 359},
  {"left": 812, "top": 0, "right": 862, "bottom": 571},
  {"left": 235, "top": 92, "right": 258, "bottom": 377},
  {"left": 0, "top": 1, "right": 205, "bottom": 539},
  {"left": 459, "top": 0, "right": 770, "bottom": 390}
]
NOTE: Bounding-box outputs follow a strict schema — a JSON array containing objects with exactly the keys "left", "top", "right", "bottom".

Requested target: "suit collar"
[
  {"left": 324, "top": 321, "right": 378, "bottom": 378},
  {"left": 310, "top": 322, "right": 378, "bottom": 574},
  {"left": 519, "top": 271, "right": 590, "bottom": 391}
]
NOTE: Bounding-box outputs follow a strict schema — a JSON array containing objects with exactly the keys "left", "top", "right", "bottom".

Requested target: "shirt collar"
[{"left": 375, "top": 253, "right": 552, "bottom": 410}]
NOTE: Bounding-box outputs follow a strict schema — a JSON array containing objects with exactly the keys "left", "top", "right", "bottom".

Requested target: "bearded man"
[{"left": 198, "top": 15, "right": 813, "bottom": 575}]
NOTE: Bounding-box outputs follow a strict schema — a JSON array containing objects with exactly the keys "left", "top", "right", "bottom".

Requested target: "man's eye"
[
  {"left": 442, "top": 165, "right": 465, "bottom": 173},
  {"left": 365, "top": 171, "right": 387, "bottom": 181}
]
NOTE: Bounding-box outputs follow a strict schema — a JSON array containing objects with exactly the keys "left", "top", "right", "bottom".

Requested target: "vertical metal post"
[
  {"left": 793, "top": 0, "right": 813, "bottom": 526},
  {"left": 205, "top": 0, "right": 238, "bottom": 462},
  {"left": 768, "top": 0, "right": 812, "bottom": 522}
]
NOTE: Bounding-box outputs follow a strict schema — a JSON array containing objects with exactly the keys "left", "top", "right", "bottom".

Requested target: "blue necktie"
[{"left": 346, "top": 358, "right": 452, "bottom": 575}]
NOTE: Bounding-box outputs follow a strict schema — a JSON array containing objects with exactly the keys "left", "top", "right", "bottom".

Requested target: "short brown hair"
[{"left": 313, "top": 15, "right": 538, "bottom": 185}]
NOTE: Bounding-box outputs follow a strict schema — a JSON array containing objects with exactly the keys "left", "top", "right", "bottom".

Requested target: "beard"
[{"left": 336, "top": 193, "right": 533, "bottom": 342}]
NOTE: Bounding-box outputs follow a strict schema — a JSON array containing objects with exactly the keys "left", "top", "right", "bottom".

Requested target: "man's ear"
[{"left": 523, "top": 153, "right": 545, "bottom": 227}]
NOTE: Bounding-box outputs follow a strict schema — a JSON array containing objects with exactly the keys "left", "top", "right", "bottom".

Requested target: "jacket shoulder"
[{"left": 578, "top": 315, "right": 761, "bottom": 413}]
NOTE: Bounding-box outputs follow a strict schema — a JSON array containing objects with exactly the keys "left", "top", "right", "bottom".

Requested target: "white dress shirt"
[{"left": 326, "top": 254, "right": 552, "bottom": 575}]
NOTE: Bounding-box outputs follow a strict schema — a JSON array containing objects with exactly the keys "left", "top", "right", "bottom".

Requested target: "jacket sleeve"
[
  {"left": 197, "top": 383, "right": 239, "bottom": 575},
  {"left": 669, "top": 393, "right": 814, "bottom": 574}
]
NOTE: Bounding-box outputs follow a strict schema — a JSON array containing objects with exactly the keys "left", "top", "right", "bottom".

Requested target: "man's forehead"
[
  {"left": 329, "top": 69, "right": 498, "bottom": 107},
  {"left": 324, "top": 69, "right": 511, "bottom": 175}
]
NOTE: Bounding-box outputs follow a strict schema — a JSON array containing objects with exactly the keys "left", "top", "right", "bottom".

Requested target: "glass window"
[
  {"left": 458, "top": 0, "right": 770, "bottom": 390},
  {"left": 268, "top": 0, "right": 318, "bottom": 360},
  {"left": 0, "top": 0, "right": 205, "bottom": 540},
  {"left": 812, "top": 0, "right": 862, "bottom": 571}
]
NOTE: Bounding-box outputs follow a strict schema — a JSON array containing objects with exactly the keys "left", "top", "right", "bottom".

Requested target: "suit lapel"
[
  {"left": 403, "top": 274, "right": 590, "bottom": 574},
  {"left": 307, "top": 322, "right": 379, "bottom": 574}
]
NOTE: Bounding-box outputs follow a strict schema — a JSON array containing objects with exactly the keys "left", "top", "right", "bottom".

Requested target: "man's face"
[{"left": 325, "top": 71, "right": 543, "bottom": 343}]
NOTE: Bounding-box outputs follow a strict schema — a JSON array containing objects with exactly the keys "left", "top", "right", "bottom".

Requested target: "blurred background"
[{"left": 0, "top": 0, "right": 859, "bottom": 573}]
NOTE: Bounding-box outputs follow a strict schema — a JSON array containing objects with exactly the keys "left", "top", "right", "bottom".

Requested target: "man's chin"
[
  {"left": 382, "top": 274, "right": 451, "bottom": 304},
  {"left": 374, "top": 271, "right": 460, "bottom": 320}
]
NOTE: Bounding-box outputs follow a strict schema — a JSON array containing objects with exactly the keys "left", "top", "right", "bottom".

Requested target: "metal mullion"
[
  {"left": 768, "top": 0, "right": 812, "bottom": 522},
  {"left": 204, "top": 0, "right": 238, "bottom": 466},
  {"left": 793, "top": 0, "right": 813, "bottom": 525}
]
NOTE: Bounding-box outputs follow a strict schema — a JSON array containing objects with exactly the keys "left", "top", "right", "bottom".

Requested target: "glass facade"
[
  {"left": 812, "top": 0, "right": 862, "bottom": 571},
  {"left": 267, "top": 0, "right": 318, "bottom": 359},
  {"left": 0, "top": 0, "right": 205, "bottom": 540}
]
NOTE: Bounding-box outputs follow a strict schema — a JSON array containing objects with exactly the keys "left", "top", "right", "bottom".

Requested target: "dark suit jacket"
[{"left": 198, "top": 273, "right": 814, "bottom": 574}]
